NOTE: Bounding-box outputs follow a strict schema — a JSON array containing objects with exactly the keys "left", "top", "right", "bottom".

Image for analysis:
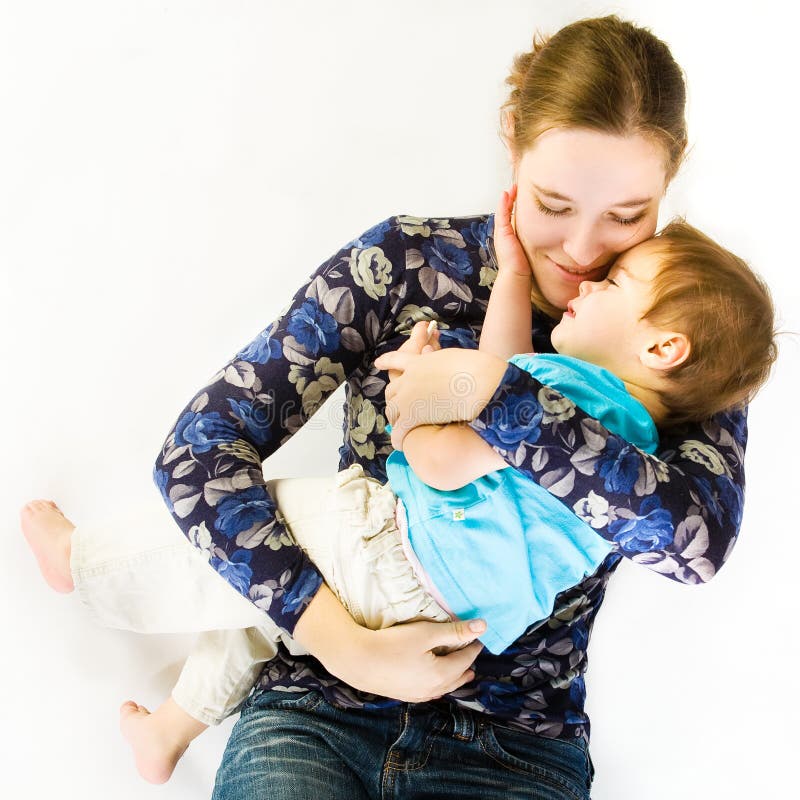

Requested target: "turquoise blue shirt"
[{"left": 386, "top": 353, "right": 659, "bottom": 655}]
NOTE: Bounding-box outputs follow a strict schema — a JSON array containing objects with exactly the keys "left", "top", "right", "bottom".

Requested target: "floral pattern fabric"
[{"left": 153, "top": 214, "right": 747, "bottom": 741}]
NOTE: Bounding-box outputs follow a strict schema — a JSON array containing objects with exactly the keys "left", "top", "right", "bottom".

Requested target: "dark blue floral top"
[{"left": 154, "top": 214, "right": 747, "bottom": 741}]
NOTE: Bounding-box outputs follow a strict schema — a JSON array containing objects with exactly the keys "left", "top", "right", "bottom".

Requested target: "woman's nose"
[{"left": 562, "top": 225, "right": 603, "bottom": 267}]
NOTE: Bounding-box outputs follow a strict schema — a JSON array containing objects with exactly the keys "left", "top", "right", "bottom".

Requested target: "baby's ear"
[{"left": 641, "top": 331, "right": 690, "bottom": 371}]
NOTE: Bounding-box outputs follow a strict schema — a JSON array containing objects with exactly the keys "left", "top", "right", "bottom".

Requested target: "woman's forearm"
[{"left": 293, "top": 581, "right": 486, "bottom": 703}]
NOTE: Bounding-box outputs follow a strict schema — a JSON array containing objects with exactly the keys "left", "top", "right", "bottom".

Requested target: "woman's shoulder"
[{"left": 348, "top": 214, "right": 494, "bottom": 251}]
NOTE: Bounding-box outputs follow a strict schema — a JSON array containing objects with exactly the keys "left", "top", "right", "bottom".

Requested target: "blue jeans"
[{"left": 212, "top": 689, "right": 593, "bottom": 799}]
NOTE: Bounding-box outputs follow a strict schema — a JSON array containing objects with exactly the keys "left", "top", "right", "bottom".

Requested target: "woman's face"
[{"left": 512, "top": 128, "right": 668, "bottom": 311}]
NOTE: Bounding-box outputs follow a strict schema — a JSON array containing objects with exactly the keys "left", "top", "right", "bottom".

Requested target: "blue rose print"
[
  {"left": 462, "top": 218, "right": 491, "bottom": 248},
  {"left": 571, "top": 623, "right": 589, "bottom": 652},
  {"left": 564, "top": 677, "right": 588, "bottom": 724},
  {"left": 236, "top": 330, "right": 282, "bottom": 364},
  {"left": 717, "top": 474, "right": 744, "bottom": 530},
  {"left": 152, "top": 467, "right": 174, "bottom": 513},
  {"left": 595, "top": 438, "right": 640, "bottom": 494},
  {"left": 481, "top": 391, "right": 544, "bottom": 450},
  {"left": 346, "top": 219, "right": 391, "bottom": 248},
  {"left": 215, "top": 486, "right": 276, "bottom": 540},
  {"left": 691, "top": 476, "right": 724, "bottom": 525},
  {"left": 175, "top": 410, "right": 241, "bottom": 453},
  {"left": 478, "top": 681, "right": 525, "bottom": 714},
  {"left": 422, "top": 240, "right": 473, "bottom": 282},
  {"left": 282, "top": 567, "right": 324, "bottom": 615},
  {"left": 287, "top": 297, "right": 340, "bottom": 356},
  {"left": 609, "top": 496, "right": 674, "bottom": 553},
  {"left": 720, "top": 408, "right": 748, "bottom": 446},
  {"left": 227, "top": 398, "right": 273, "bottom": 446},
  {"left": 212, "top": 549, "right": 253, "bottom": 596},
  {"left": 438, "top": 326, "right": 478, "bottom": 350}
]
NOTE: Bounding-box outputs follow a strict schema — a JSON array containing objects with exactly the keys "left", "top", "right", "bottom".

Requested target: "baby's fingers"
[{"left": 495, "top": 185, "right": 517, "bottom": 234}]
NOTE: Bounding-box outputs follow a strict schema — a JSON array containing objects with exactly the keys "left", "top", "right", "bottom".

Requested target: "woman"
[
  {"left": 24, "top": 15, "right": 744, "bottom": 799},
  {"left": 158, "top": 16, "right": 742, "bottom": 799}
]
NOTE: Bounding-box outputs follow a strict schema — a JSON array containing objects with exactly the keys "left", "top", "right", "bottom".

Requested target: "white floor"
[{"left": 3, "top": 2, "right": 799, "bottom": 798}]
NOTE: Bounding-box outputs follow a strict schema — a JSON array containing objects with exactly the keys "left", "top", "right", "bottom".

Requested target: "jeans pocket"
[
  {"left": 243, "top": 688, "right": 324, "bottom": 715},
  {"left": 480, "top": 724, "right": 591, "bottom": 800}
]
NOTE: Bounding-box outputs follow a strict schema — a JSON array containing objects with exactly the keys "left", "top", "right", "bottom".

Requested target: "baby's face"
[{"left": 550, "top": 238, "right": 665, "bottom": 379}]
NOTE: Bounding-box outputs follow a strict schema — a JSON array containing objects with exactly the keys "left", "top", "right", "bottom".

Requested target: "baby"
[{"left": 21, "top": 191, "right": 776, "bottom": 783}]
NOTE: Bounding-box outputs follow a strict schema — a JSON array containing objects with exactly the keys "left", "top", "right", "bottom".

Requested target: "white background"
[{"left": 2, "top": 1, "right": 799, "bottom": 798}]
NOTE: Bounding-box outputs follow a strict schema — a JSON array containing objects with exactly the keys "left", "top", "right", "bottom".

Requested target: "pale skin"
[{"left": 21, "top": 127, "right": 675, "bottom": 784}]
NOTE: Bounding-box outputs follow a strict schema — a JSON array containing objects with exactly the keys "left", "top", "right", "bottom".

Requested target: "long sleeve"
[
  {"left": 468, "top": 361, "right": 747, "bottom": 584},
  {"left": 153, "top": 218, "right": 407, "bottom": 636}
]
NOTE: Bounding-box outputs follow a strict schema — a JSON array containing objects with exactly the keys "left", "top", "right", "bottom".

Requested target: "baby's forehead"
[{"left": 612, "top": 238, "right": 667, "bottom": 279}]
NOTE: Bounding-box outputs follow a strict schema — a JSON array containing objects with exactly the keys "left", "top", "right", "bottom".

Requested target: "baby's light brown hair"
[{"left": 644, "top": 220, "right": 777, "bottom": 426}]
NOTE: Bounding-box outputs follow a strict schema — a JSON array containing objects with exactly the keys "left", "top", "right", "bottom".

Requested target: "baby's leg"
[
  {"left": 119, "top": 697, "right": 207, "bottom": 785},
  {"left": 267, "top": 465, "right": 452, "bottom": 633},
  {"left": 22, "top": 497, "right": 267, "bottom": 633},
  {"left": 171, "top": 627, "right": 281, "bottom": 725},
  {"left": 20, "top": 500, "right": 76, "bottom": 592},
  {"left": 120, "top": 627, "right": 280, "bottom": 784}
]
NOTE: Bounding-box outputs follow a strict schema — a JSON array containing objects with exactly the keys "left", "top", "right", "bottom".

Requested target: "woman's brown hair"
[{"left": 502, "top": 16, "right": 688, "bottom": 317}]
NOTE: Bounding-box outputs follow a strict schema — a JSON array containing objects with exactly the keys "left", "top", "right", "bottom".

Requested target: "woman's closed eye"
[
  {"left": 535, "top": 198, "right": 569, "bottom": 217},
  {"left": 610, "top": 213, "right": 645, "bottom": 226},
  {"left": 536, "top": 198, "right": 645, "bottom": 227}
]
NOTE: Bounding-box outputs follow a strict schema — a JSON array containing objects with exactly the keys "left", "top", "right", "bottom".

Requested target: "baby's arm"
[
  {"left": 403, "top": 422, "right": 507, "bottom": 491},
  {"left": 388, "top": 322, "right": 507, "bottom": 490},
  {"left": 478, "top": 186, "right": 535, "bottom": 359}
]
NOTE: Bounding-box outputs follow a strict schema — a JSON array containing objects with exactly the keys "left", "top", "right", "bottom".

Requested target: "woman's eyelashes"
[
  {"left": 534, "top": 197, "right": 644, "bottom": 226},
  {"left": 612, "top": 213, "right": 645, "bottom": 226},
  {"left": 535, "top": 198, "right": 569, "bottom": 218}
]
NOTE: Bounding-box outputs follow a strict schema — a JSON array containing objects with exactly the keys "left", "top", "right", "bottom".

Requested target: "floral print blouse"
[{"left": 153, "top": 214, "right": 747, "bottom": 742}]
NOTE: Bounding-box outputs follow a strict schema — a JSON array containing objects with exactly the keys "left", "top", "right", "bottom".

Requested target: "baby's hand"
[
  {"left": 494, "top": 185, "right": 531, "bottom": 278},
  {"left": 387, "top": 320, "right": 440, "bottom": 382}
]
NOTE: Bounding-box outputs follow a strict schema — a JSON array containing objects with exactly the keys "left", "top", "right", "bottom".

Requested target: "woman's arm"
[
  {"left": 152, "top": 220, "right": 489, "bottom": 694},
  {"left": 375, "top": 348, "right": 746, "bottom": 584},
  {"left": 292, "top": 582, "right": 485, "bottom": 702}
]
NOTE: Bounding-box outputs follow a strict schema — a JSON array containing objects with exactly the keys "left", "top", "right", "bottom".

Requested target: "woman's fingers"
[{"left": 430, "top": 618, "right": 486, "bottom": 650}]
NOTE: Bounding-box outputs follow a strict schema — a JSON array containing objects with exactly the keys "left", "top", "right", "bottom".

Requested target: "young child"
[{"left": 21, "top": 190, "right": 776, "bottom": 784}]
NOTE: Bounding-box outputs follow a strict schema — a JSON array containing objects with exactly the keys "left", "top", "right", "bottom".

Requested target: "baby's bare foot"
[
  {"left": 20, "top": 500, "right": 76, "bottom": 593},
  {"left": 119, "top": 699, "right": 205, "bottom": 784}
]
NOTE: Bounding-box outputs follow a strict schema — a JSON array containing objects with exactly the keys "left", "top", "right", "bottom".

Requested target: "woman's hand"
[
  {"left": 339, "top": 618, "right": 486, "bottom": 702},
  {"left": 293, "top": 582, "right": 485, "bottom": 702},
  {"left": 374, "top": 347, "right": 507, "bottom": 450}
]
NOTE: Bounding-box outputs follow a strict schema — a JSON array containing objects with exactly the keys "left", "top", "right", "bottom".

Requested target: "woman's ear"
[{"left": 641, "top": 332, "right": 690, "bottom": 371}]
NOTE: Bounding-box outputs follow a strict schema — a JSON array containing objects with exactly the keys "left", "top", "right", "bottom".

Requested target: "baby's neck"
[{"left": 622, "top": 380, "right": 668, "bottom": 426}]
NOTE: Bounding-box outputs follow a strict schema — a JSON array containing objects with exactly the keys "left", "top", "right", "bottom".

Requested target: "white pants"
[{"left": 71, "top": 464, "right": 450, "bottom": 725}]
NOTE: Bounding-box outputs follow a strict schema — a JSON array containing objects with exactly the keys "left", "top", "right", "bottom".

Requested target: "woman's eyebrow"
[{"left": 532, "top": 183, "right": 652, "bottom": 208}]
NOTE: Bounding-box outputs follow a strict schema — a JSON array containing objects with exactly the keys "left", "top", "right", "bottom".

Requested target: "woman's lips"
[{"left": 547, "top": 255, "right": 607, "bottom": 284}]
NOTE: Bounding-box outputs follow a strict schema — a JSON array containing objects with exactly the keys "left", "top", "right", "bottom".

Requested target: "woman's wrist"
[{"left": 292, "top": 582, "right": 369, "bottom": 676}]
